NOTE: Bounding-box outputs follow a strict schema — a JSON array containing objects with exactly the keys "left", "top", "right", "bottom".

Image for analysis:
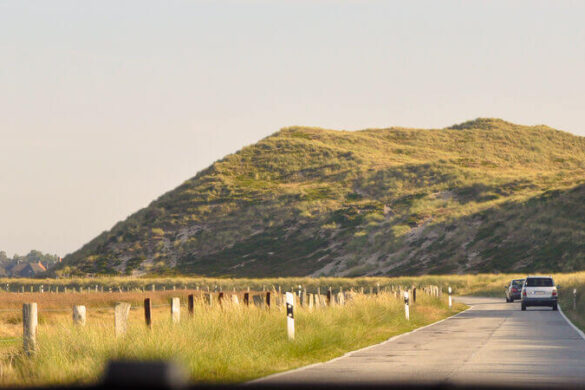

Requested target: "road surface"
[{"left": 255, "top": 297, "right": 585, "bottom": 387}]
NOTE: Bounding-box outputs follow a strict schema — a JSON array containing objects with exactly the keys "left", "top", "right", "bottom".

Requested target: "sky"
[{"left": 1, "top": 0, "right": 585, "bottom": 257}]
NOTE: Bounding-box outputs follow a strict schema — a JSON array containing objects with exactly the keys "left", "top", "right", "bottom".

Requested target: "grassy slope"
[
  {"left": 0, "top": 293, "right": 462, "bottom": 385},
  {"left": 55, "top": 118, "right": 585, "bottom": 277}
]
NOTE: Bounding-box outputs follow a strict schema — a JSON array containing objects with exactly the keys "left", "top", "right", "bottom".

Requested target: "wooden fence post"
[
  {"left": 413, "top": 287, "right": 417, "bottom": 303},
  {"left": 144, "top": 298, "right": 152, "bottom": 328},
  {"left": 218, "top": 292, "right": 224, "bottom": 305},
  {"left": 188, "top": 294, "right": 194, "bottom": 316},
  {"left": 337, "top": 292, "right": 345, "bottom": 306},
  {"left": 115, "top": 302, "right": 131, "bottom": 336},
  {"left": 266, "top": 292, "right": 271, "bottom": 309},
  {"left": 23, "top": 303, "right": 38, "bottom": 355},
  {"left": 73, "top": 305, "right": 86, "bottom": 326},
  {"left": 244, "top": 292, "right": 250, "bottom": 306},
  {"left": 326, "top": 289, "right": 331, "bottom": 306}
]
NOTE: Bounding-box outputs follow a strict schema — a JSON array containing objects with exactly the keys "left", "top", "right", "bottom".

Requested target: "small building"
[{"left": 8, "top": 262, "right": 46, "bottom": 278}]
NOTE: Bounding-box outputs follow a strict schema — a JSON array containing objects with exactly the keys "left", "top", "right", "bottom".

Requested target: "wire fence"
[{"left": 1, "top": 285, "right": 449, "bottom": 356}]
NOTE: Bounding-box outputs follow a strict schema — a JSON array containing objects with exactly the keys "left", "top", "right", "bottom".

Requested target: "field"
[
  {"left": 4, "top": 272, "right": 585, "bottom": 386},
  {"left": 0, "top": 277, "right": 463, "bottom": 386}
]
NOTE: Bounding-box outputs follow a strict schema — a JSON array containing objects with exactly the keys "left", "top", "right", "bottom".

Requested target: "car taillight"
[
  {"left": 512, "top": 288, "right": 518, "bottom": 293},
  {"left": 552, "top": 290, "right": 557, "bottom": 296},
  {"left": 522, "top": 290, "right": 527, "bottom": 296}
]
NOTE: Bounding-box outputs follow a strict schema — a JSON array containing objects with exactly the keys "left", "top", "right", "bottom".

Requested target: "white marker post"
[
  {"left": 297, "top": 285, "right": 302, "bottom": 307},
  {"left": 574, "top": 288, "right": 578, "bottom": 311},
  {"left": 448, "top": 286, "right": 453, "bottom": 308},
  {"left": 404, "top": 291, "right": 410, "bottom": 321},
  {"left": 286, "top": 292, "right": 295, "bottom": 340},
  {"left": 73, "top": 305, "right": 86, "bottom": 326}
]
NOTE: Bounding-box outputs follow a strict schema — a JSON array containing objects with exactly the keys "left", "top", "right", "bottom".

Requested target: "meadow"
[
  {"left": 4, "top": 272, "right": 585, "bottom": 386},
  {"left": 0, "top": 277, "right": 463, "bottom": 386}
]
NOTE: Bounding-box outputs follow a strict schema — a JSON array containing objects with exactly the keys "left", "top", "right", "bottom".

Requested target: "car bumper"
[
  {"left": 522, "top": 297, "right": 557, "bottom": 306},
  {"left": 509, "top": 293, "right": 521, "bottom": 300}
]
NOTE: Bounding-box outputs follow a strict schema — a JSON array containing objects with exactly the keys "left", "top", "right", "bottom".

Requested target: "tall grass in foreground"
[{"left": 0, "top": 293, "right": 463, "bottom": 386}]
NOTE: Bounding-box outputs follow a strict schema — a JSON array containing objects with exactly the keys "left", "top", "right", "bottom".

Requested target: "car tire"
[
  {"left": 506, "top": 297, "right": 510, "bottom": 303},
  {"left": 510, "top": 298, "right": 514, "bottom": 303},
  {"left": 553, "top": 303, "right": 558, "bottom": 311},
  {"left": 521, "top": 303, "right": 526, "bottom": 311}
]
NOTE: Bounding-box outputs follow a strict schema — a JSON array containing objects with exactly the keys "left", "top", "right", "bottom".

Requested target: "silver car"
[{"left": 521, "top": 276, "right": 558, "bottom": 311}]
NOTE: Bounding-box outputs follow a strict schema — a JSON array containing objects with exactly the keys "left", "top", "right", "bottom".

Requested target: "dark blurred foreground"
[{"left": 2, "top": 361, "right": 582, "bottom": 390}]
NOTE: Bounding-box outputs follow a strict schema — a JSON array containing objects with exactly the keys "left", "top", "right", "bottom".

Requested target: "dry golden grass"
[{"left": 0, "top": 287, "right": 463, "bottom": 386}]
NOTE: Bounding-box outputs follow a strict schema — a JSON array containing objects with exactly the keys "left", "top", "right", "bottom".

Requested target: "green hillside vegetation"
[{"left": 55, "top": 118, "right": 585, "bottom": 277}]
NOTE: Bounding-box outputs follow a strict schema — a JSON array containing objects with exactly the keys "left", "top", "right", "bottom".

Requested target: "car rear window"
[
  {"left": 512, "top": 280, "right": 524, "bottom": 286},
  {"left": 525, "top": 278, "right": 553, "bottom": 287}
]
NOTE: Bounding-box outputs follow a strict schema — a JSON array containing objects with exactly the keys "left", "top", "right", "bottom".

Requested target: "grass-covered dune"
[{"left": 54, "top": 118, "right": 585, "bottom": 277}]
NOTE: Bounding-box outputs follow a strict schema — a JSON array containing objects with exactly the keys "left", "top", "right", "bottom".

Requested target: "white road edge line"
[
  {"left": 558, "top": 305, "right": 585, "bottom": 341},
  {"left": 248, "top": 302, "right": 473, "bottom": 384}
]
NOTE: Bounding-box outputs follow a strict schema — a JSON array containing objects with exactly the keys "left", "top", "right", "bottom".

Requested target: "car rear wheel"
[
  {"left": 521, "top": 303, "right": 526, "bottom": 311},
  {"left": 510, "top": 298, "right": 514, "bottom": 303},
  {"left": 505, "top": 297, "right": 510, "bottom": 303}
]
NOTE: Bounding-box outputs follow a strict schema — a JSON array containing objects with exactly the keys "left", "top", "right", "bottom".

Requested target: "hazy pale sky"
[{"left": 1, "top": 0, "right": 584, "bottom": 257}]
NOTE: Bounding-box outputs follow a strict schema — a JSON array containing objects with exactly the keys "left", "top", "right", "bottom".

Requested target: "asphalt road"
[{"left": 255, "top": 297, "right": 585, "bottom": 387}]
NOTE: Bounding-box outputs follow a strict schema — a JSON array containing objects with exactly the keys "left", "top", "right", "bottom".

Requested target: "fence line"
[{"left": 0, "top": 285, "right": 451, "bottom": 356}]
